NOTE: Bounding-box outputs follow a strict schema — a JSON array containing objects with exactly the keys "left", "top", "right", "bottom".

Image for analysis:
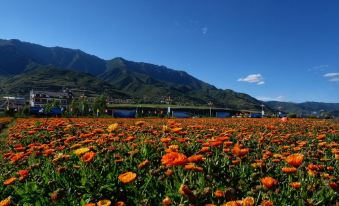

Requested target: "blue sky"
[{"left": 0, "top": 0, "right": 338, "bottom": 102}]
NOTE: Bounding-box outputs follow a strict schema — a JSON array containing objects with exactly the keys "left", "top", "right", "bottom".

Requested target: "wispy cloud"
[
  {"left": 201, "top": 27, "right": 208, "bottom": 35},
  {"left": 238, "top": 74, "right": 264, "bottom": 85},
  {"left": 324, "top": 72, "right": 339, "bottom": 77},
  {"left": 256, "top": 95, "right": 285, "bottom": 101},
  {"left": 323, "top": 72, "right": 339, "bottom": 82},
  {"left": 308, "top": 64, "right": 329, "bottom": 72}
]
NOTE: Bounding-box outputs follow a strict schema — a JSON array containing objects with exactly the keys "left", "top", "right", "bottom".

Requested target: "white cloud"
[
  {"left": 323, "top": 72, "right": 339, "bottom": 77},
  {"left": 238, "top": 74, "right": 264, "bottom": 85},
  {"left": 201, "top": 27, "right": 208, "bottom": 35},
  {"left": 256, "top": 95, "right": 285, "bottom": 101},
  {"left": 323, "top": 72, "right": 339, "bottom": 82}
]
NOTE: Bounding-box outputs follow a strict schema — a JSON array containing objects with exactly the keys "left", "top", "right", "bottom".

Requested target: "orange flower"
[
  {"left": 51, "top": 190, "right": 59, "bottom": 202},
  {"left": 242, "top": 197, "right": 255, "bottom": 206},
  {"left": 81, "top": 151, "right": 96, "bottom": 163},
  {"left": 281, "top": 167, "right": 297, "bottom": 173},
  {"left": 164, "top": 169, "right": 174, "bottom": 176},
  {"left": 0, "top": 196, "right": 11, "bottom": 206},
  {"left": 135, "top": 120, "right": 146, "bottom": 126},
  {"left": 261, "top": 177, "right": 278, "bottom": 189},
  {"left": 137, "top": 160, "right": 150, "bottom": 169},
  {"left": 307, "top": 164, "right": 324, "bottom": 171},
  {"left": 199, "top": 147, "right": 210, "bottom": 153},
  {"left": 317, "top": 134, "right": 326, "bottom": 140},
  {"left": 232, "top": 144, "right": 249, "bottom": 157},
  {"left": 114, "top": 201, "right": 125, "bottom": 206},
  {"left": 118, "top": 172, "right": 137, "bottom": 184},
  {"left": 84, "top": 204, "right": 96, "bottom": 206},
  {"left": 214, "top": 189, "right": 225, "bottom": 197},
  {"left": 161, "top": 152, "right": 187, "bottom": 166},
  {"left": 285, "top": 153, "right": 304, "bottom": 167},
  {"left": 17, "top": 169, "right": 29, "bottom": 177},
  {"left": 187, "top": 154, "right": 205, "bottom": 163},
  {"left": 171, "top": 127, "right": 182, "bottom": 133},
  {"left": 162, "top": 196, "right": 172, "bottom": 206},
  {"left": 97, "top": 199, "right": 111, "bottom": 206},
  {"left": 3, "top": 177, "right": 16, "bottom": 186},
  {"left": 223, "top": 201, "right": 242, "bottom": 206},
  {"left": 260, "top": 200, "right": 274, "bottom": 206},
  {"left": 290, "top": 182, "right": 301, "bottom": 189}
]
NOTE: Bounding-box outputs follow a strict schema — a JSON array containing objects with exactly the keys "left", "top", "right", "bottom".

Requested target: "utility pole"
[
  {"left": 208, "top": 101, "right": 213, "bottom": 117},
  {"left": 260, "top": 104, "right": 265, "bottom": 117}
]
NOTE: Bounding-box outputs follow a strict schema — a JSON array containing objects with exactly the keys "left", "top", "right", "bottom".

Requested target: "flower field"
[{"left": 0, "top": 118, "right": 338, "bottom": 205}]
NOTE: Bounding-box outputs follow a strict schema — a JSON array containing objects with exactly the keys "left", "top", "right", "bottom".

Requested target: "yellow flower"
[
  {"left": 97, "top": 199, "right": 111, "bottom": 206},
  {"left": 73, "top": 147, "right": 90, "bottom": 156},
  {"left": 118, "top": 172, "right": 137, "bottom": 184},
  {"left": 107, "top": 123, "right": 118, "bottom": 133},
  {"left": 135, "top": 121, "right": 146, "bottom": 126}
]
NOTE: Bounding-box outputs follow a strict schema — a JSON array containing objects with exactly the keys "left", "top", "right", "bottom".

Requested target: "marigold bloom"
[
  {"left": 114, "top": 201, "right": 125, "bottom": 206},
  {"left": 187, "top": 154, "right": 205, "bottom": 163},
  {"left": 107, "top": 123, "right": 118, "bottom": 133},
  {"left": 260, "top": 200, "right": 274, "bottom": 206},
  {"left": 242, "top": 197, "right": 255, "bottom": 206},
  {"left": 118, "top": 172, "right": 137, "bottom": 184},
  {"left": 161, "top": 152, "right": 187, "bottom": 166},
  {"left": 281, "top": 167, "right": 297, "bottom": 173},
  {"left": 164, "top": 169, "right": 174, "bottom": 176},
  {"left": 261, "top": 177, "right": 278, "bottom": 189},
  {"left": 137, "top": 160, "right": 150, "bottom": 169},
  {"left": 135, "top": 121, "right": 146, "bottom": 126},
  {"left": 223, "top": 200, "right": 243, "bottom": 206},
  {"left": 97, "top": 199, "right": 111, "bottom": 206},
  {"left": 74, "top": 147, "right": 90, "bottom": 156},
  {"left": 162, "top": 196, "right": 172, "bottom": 206},
  {"left": 81, "top": 151, "right": 96, "bottom": 163},
  {"left": 285, "top": 153, "right": 304, "bottom": 167},
  {"left": 17, "top": 169, "right": 29, "bottom": 181},
  {"left": 84, "top": 204, "right": 96, "bottom": 206},
  {"left": 232, "top": 144, "right": 249, "bottom": 157},
  {"left": 0, "top": 196, "right": 11, "bottom": 206},
  {"left": 3, "top": 177, "right": 16, "bottom": 186},
  {"left": 290, "top": 182, "right": 301, "bottom": 189},
  {"left": 199, "top": 147, "right": 210, "bottom": 153},
  {"left": 51, "top": 190, "right": 58, "bottom": 202},
  {"left": 307, "top": 164, "right": 324, "bottom": 171},
  {"left": 10, "top": 152, "right": 25, "bottom": 164},
  {"left": 162, "top": 125, "right": 171, "bottom": 132},
  {"left": 214, "top": 189, "right": 225, "bottom": 197},
  {"left": 171, "top": 127, "right": 182, "bottom": 133},
  {"left": 184, "top": 163, "right": 196, "bottom": 170}
]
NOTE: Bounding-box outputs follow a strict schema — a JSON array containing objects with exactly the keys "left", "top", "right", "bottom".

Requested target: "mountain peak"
[{"left": 0, "top": 38, "right": 272, "bottom": 111}]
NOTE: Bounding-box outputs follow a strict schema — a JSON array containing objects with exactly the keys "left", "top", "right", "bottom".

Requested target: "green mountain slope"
[
  {"left": 0, "top": 39, "right": 106, "bottom": 75},
  {"left": 100, "top": 57, "right": 267, "bottom": 110},
  {"left": 0, "top": 39, "right": 273, "bottom": 111},
  {"left": 0, "top": 65, "right": 128, "bottom": 98}
]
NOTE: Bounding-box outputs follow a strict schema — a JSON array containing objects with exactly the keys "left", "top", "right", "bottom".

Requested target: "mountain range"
[{"left": 0, "top": 39, "right": 338, "bottom": 116}]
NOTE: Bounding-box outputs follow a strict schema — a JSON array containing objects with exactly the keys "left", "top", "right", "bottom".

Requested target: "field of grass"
[{"left": 0, "top": 118, "right": 338, "bottom": 205}]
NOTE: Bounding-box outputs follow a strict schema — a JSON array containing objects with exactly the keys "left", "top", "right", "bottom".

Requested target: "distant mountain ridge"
[
  {"left": 6, "top": 38, "right": 336, "bottom": 113},
  {"left": 265, "top": 101, "right": 339, "bottom": 116}
]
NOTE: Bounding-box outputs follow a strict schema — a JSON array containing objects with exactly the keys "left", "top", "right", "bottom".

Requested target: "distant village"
[{"left": 0, "top": 89, "right": 334, "bottom": 118}]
